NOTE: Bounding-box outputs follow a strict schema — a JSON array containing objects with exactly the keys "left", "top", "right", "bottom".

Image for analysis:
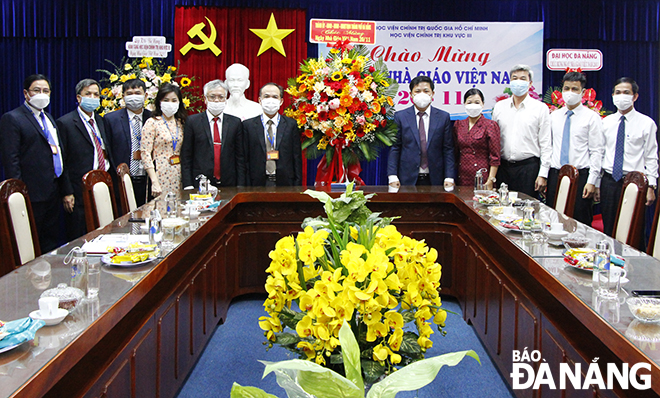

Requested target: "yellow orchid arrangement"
[
  {"left": 96, "top": 57, "right": 203, "bottom": 115},
  {"left": 259, "top": 184, "right": 460, "bottom": 386}
]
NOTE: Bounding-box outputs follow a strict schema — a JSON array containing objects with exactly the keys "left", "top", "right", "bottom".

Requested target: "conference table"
[{"left": 0, "top": 186, "right": 659, "bottom": 398}]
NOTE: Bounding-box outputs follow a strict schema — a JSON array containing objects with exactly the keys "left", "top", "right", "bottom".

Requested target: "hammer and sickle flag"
[{"left": 180, "top": 16, "right": 222, "bottom": 56}]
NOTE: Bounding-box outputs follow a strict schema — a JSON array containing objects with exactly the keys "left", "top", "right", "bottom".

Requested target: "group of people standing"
[
  {"left": 386, "top": 64, "right": 658, "bottom": 239},
  {"left": 1, "top": 62, "right": 657, "bottom": 254},
  {"left": 0, "top": 64, "right": 303, "bottom": 252}
]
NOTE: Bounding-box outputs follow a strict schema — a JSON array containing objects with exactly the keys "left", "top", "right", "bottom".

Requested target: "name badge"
[
  {"left": 133, "top": 151, "right": 142, "bottom": 160},
  {"left": 267, "top": 150, "right": 279, "bottom": 160},
  {"left": 50, "top": 144, "right": 58, "bottom": 155},
  {"left": 169, "top": 155, "right": 181, "bottom": 165}
]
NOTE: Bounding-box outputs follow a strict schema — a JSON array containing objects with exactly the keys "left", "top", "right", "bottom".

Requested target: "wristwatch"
[
  {"left": 488, "top": 177, "right": 497, "bottom": 183},
  {"left": 650, "top": 185, "right": 657, "bottom": 190}
]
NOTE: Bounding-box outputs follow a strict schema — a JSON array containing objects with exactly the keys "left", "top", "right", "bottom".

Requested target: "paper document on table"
[{"left": 81, "top": 234, "right": 149, "bottom": 255}]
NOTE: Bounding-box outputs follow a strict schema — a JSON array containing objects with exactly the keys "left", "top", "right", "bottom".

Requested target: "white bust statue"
[{"left": 224, "top": 63, "right": 263, "bottom": 121}]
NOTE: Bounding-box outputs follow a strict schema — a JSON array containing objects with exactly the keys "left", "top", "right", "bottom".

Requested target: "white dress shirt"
[
  {"left": 261, "top": 113, "right": 279, "bottom": 147},
  {"left": 598, "top": 108, "right": 658, "bottom": 187},
  {"left": 544, "top": 104, "right": 604, "bottom": 185},
  {"left": 207, "top": 110, "right": 223, "bottom": 143},
  {"left": 26, "top": 101, "right": 64, "bottom": 173},
  {"left": 77, "top": 107, "right": 109, "bottom": 171},
  {"left": 492, "top": 94, "right": 551, "bottom": 176}
]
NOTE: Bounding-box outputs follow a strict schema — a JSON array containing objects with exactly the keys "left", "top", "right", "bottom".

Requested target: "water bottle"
[
  {"left": 67, "top": 247, "right": 88, "bottom": 297},
  {"left": 474, "top": 168, "right": 487, "bottom": 192},
  {"left": 149, "top": 207, "right": 162, "bottom": 245},
  {"left": 594, "top": 241, "right": 610, "bottom": 292},
  {"left": 165, "top": 192, "right": 177, "bottom": 218},
  {"left": 197, "top": 174, "right": 209, "bottom": 195},
  {"left": 498, "top": 183, "right": 510, "bottom": 206}
]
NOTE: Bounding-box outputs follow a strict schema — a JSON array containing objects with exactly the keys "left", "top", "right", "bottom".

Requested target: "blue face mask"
[
  {"left": 80, "top": 97, "right": 100, "bottom": 113},
  {"left": 510, "top": 80, "right": 530, "bottom": 97}
]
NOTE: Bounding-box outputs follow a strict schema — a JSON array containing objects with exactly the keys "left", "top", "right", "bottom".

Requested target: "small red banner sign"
[{"left": 309, "top": 18, "right": 376, "bottom": 45}]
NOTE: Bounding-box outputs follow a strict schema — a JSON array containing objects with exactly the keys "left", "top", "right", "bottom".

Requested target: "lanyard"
[
  {"left": 85, "top": 117, "right": 104, "bottom": 149},
  {"left": 163, "top": 119, "right": 179, "bottom": 151},
  {"left": 26, "top": 104, "right": 51, "bottom": 138},
  {"left": 261, "top": 114, "right": 278, "bottom": 148}
]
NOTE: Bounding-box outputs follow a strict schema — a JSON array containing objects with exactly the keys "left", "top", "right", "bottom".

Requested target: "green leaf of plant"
[
  {"left": 361, "top": 359, "right": 386, "bottom": 384},
  {"left": 229, "top": 382, "right": 279, "bottom": 398},
  {"left": 399, "top": 332, "right": 422, "bottom": 355},
  {"left": 366, "top": 350, "right": 480, "bottom": 398},
  {"left": 401, "top": 311, "right": 416, "bottom": 324},
  {"left": 303, "top": 189, "right": 332, "bottom": 205},
  {"left": 260, "top": 359, "right": 362, "bottom": 398},
  {"left": 274, "top": 332, "right": 300, "bottom": 346},
  {"left": 338, "top": 320, "right": 365, "bottom": 393}
]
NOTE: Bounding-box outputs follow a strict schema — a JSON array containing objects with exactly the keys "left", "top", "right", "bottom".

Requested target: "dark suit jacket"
[
  {"left": 242, "top": 114, "right": 302, "bottom": 186},
  {"left": 104, "top": 108, "right": 152, "bottom": 169},
  {"left": 181, "top": 112, "right": 245, "bottom": 188},
  {"left": 57, "top": 109, "right": 115, "bottom": 201},
  {"left": 387, "top": 105, "right": 456, "bottom": 185},
  {"left": 0, "top": 104, "right": 65, "bottom": 202}
]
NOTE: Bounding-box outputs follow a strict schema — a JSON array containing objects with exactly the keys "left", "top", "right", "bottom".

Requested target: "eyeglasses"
[
  {"left": 206, "top": 95, "right": 226, "bottom": 102},
  {"left": 29, "top": 88, "right": 51, "bottom": 95}
]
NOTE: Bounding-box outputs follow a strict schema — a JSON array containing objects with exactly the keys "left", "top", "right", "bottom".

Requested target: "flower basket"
[{"left": 285, "top": 42, "right": 399, "bottom": 186}]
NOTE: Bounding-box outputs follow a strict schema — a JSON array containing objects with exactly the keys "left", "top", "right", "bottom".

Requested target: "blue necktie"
[
  {"left": 612, "top": 115, "right": 626, "bottom": 181},
  {"left": 39, "top": 111, "right": 63, "bottom": 178},
  {"left": 560, "top": 110, "right": 574, "bottom": 165}
]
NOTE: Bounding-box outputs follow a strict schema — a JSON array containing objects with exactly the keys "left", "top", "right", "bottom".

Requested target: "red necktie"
[
  {"left": 89, "top": 117, "right": 105, "bottom": 170},
  {"left": 213, "top": 117, "right": 221, "bottom": 180}
]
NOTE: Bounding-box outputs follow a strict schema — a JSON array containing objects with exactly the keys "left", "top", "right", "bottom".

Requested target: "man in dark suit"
[
  {"left": 0, "top": 74, "right": 68, "bottom": 252},
  {"left": 181, "top": 80, "right": 245, "bottom": 189},
  {"left": 243, "top": 83, "right": 302, "bottom": 187},
  {"left": 105, "top": 78, "right": 152, "bottom": 207},
  {"left": 387, "top": 76, "right": 455, "bottom": 188},
  {"left": 57, "top": 78, "right": 114, "bottom": 240}
]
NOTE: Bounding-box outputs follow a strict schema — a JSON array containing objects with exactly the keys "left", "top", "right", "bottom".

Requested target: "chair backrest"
[
  {"left": 613, "top": 171, "right": 648, "bottom": 249},
  {"left": 0, "top": 179, "right": 41, "bottom": 273},
  {"left": 116, "top": 163, "right": 137, "bottom": 215},
  {"left": 82, "top": 170, "right": 118, "bottom": 231},
  {"left": 648, "top": 196, "right": 660, "bottom": 259},
  {"left": 553, "top": 164, "right": 579, "bottom": 217}
]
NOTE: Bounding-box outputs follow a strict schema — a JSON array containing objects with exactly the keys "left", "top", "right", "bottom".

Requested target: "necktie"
[
  {"left": 213, "top": 117, "right": 222, "bottom": 181},
  {"left": 559, "top": 110, "right": 574, "bottom": 165},
  {"left": 39, "top": 111, "right": 62, "bottom": 177},
  {"left": 89, "top": 117, "right": 106, "bottom": 170},
  {"left": 266, "top": 120, "right": 276, "bottom": 174},
  {"left": 130, "top": 115, "right": 142, "bottom": 175},
  {"left": 418, "top": 111, "right": 428, "bottom": 170},
  {"left": 612, "top": 115, "right": 626, "bottom": 181}
]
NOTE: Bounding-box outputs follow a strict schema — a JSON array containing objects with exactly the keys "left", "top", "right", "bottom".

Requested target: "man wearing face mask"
[
  {"left": 224, "top": 63, "right": 264, "bottom": 121},
  {"left": 543, "top": 72, "right": 603, "bottom": 226},
  {"left": 105, "top": 78, "right": 152, "bottom": 206},
  {"left": 181, "top": 79, "right": 245, "bottom": 189},
  {"left": 492, "top": 64, "right": 551, "bottom": 198},
  {"left": 596, "top": 77, "right": 658, "bottom": 237},
  {"left": 242, "top": 83, "right": 302, "bottom": 186},
  {"left": 57, "top": 78, "right": 114, "bottom": 240},
  {"left": 0, "top": 74, "right": 67, "bottom": 252},
  {"left": 388, "top": 75, "right": 455, "bottom": 189}
]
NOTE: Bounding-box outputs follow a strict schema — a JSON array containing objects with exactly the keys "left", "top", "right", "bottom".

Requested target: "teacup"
[
  {"left": 550, "top": 223, "right": 564, "bottom": 232},
  {"left": 38, "top": 296, "right": 59, "bottom": 317}
]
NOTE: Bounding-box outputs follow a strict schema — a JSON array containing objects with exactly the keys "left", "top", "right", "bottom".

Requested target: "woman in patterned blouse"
[{"left": 453, "top": 88, "right": 501, "bottom": 190}]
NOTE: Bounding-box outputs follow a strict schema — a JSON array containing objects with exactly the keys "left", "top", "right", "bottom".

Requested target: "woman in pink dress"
[
  {"left": 141, "top": 83, "right": 187, "bottom": 197},
  {"left": 453, "top": 88, "right": 501, "bottom": 190}
]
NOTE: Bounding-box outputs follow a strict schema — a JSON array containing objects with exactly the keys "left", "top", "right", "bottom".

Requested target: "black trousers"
[
  {"left": 600, "top": 172, "right": 626, "bottom": 237},
  {"left": 132, "top": 175, "right": 149, "bottom": 208},
  {"left": 546, "top": 167, "right": 593, "bottom": 226},
  {"left": 32, "top": 194, "right": 63, "bottom": 253},
  {"left": 496, "top": 157, "right": 540, "bottom": 198}
]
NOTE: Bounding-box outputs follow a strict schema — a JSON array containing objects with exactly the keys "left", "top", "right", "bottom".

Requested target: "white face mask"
[
  {"left": 412, "top": 93, "right": 432, "bottom": 109},
  {"left": 160, "top": 101, "right": 179, "bottom": 118},
  {"left": 261, "top": 98, "right": 281, "bottom": 115},
  {"left": 124, "top": 94, "right": 145, "bottom": 111},
  {"left": 562, "top": 91, "right": 582, "bottom": 107},
  {"left": 510, "top": 80, "right": 530, "bottom": 97},
  {"left": 612, "top": 94, "right": 634, "bottom": 111},
  {"left": 28, "top": 93, "right": 50, "bottom": 110},
  {"left": 207, "top": 101, "right": 226, "bottom": 116},
  {"left": 464, "top": 104, "right": 483, "bottom": 118}
]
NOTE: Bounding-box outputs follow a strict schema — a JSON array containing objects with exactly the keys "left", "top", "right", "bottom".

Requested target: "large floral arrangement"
[
  {"left": 284, "top": 41, "right": 399, "bottom": 185},
  {"left": 258, "top": 184, "right": 468, "bottom": 385},
  {"left": 96, "top": 57, "right": 203, "bottom": 115}
]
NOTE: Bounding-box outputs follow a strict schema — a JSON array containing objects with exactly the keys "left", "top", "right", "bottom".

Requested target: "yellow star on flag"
[{"left": 250, "top": 13, "right": 295, "bottom": 57}]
